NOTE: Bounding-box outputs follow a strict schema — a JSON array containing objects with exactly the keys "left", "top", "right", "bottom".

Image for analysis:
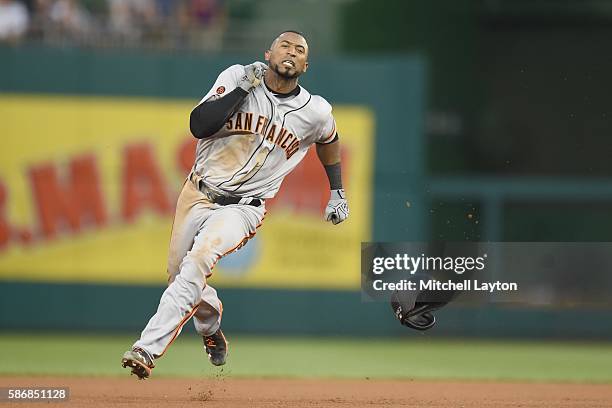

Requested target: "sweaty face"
[{"left": 266, "top": 33, "right": 309, "bottom": 79}]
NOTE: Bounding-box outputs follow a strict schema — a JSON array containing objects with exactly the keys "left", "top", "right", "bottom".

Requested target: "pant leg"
[
  {"left": 134, "top": 192, "right": 265, "bottom": 357},
  {"left": 167, "top": 180, "right": 213, "bottom": 281},
  {"left": 165, "top": 181, "right": 223, "bottom": 337},
  {"left": 133, "top": 180, "right": 212, "bottom": 357},
  {"left": 190, "top": 204, "right": 265, "bottom": 336}
]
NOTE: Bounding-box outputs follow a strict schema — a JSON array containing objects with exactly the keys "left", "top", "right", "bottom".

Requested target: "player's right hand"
[{"left": 239, "top": 62, "right": 267, "bottom": 92}]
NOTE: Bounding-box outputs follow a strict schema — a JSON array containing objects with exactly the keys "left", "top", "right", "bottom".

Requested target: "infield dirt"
[{"left": 3, "top": 376, "right": 612, "bottom": 407}]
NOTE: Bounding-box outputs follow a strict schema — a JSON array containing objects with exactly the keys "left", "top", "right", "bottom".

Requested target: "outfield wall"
[{"left": 1, "top": 47, "right": 610, "bottom": 338}]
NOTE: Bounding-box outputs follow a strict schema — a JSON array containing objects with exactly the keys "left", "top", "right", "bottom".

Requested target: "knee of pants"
[
  {"left": 171, "top": 273, "right": 205, "bottom": 306},
  {"left": 179, "top": 253, "right": 216, "bottom": 283}
]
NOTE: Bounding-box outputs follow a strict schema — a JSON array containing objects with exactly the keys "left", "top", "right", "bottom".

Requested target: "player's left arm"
[{"left": 316, "top": 136, "right": 349, "bottom": 225}]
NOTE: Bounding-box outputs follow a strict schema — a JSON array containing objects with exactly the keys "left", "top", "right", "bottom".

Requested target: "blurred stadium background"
[{"left": 1, "top": 0, "right": 612, "bottom": 383}]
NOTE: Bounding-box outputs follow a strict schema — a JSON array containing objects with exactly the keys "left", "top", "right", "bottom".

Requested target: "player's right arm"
[{"left": 190, "top": 62, "right": 266, "bottom": 139}]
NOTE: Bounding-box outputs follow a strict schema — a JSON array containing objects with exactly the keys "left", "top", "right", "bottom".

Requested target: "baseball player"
[{"left": 121, "top": 30, "right": 349, "bottom": 379}]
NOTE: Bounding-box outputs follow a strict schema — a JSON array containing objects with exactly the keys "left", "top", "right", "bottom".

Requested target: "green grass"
[{"left": 0, "top": 333, "right": 611, "bottom": 383}]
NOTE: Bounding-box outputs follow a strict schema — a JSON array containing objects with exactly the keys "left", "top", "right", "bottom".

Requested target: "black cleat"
[
  {"left": 203, "top": 329, "right": 228, "bottom": 366},
  {"left": 121, "top": 347, "right": 155, "bottom": 379}
]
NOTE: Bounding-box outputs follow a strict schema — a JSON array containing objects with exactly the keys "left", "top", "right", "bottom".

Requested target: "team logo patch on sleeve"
[{"left": 216, "top": 86, "right": 226, "bottom": 95}]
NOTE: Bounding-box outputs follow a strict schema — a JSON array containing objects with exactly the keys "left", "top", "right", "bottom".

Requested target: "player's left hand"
[{"left": 324, "top": 189, "right": 349, "bottom": 225}]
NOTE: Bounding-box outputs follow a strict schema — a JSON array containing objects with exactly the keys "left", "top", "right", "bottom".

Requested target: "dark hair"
[
  {"left": 270, "top": 30, "right": 308, "bottom": 49},
  {"left": 278, "top": 30, "right": 306, "bottom": 39}
]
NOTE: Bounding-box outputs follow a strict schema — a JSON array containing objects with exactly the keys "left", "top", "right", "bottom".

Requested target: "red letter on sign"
[
  {"left": 121, "top": 143, "right": 171, "bottom": 222},
  {"left": 29, "top": 154, "right": 108, "bottom": 239}
]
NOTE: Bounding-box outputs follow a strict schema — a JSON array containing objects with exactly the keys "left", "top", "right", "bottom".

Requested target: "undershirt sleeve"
[{"left": 190, "top": 88, "right": 248, "bottom": 139}]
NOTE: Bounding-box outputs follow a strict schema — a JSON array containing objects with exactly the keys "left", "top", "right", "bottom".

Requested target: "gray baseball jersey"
[{"left": 193, "top": 64, "right": 337, "bottom": 199}]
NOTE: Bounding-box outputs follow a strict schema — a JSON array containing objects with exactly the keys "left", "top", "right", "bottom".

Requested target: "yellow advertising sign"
[{"left": 0, "top": 94, "right": 373, "bottom": 289}]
